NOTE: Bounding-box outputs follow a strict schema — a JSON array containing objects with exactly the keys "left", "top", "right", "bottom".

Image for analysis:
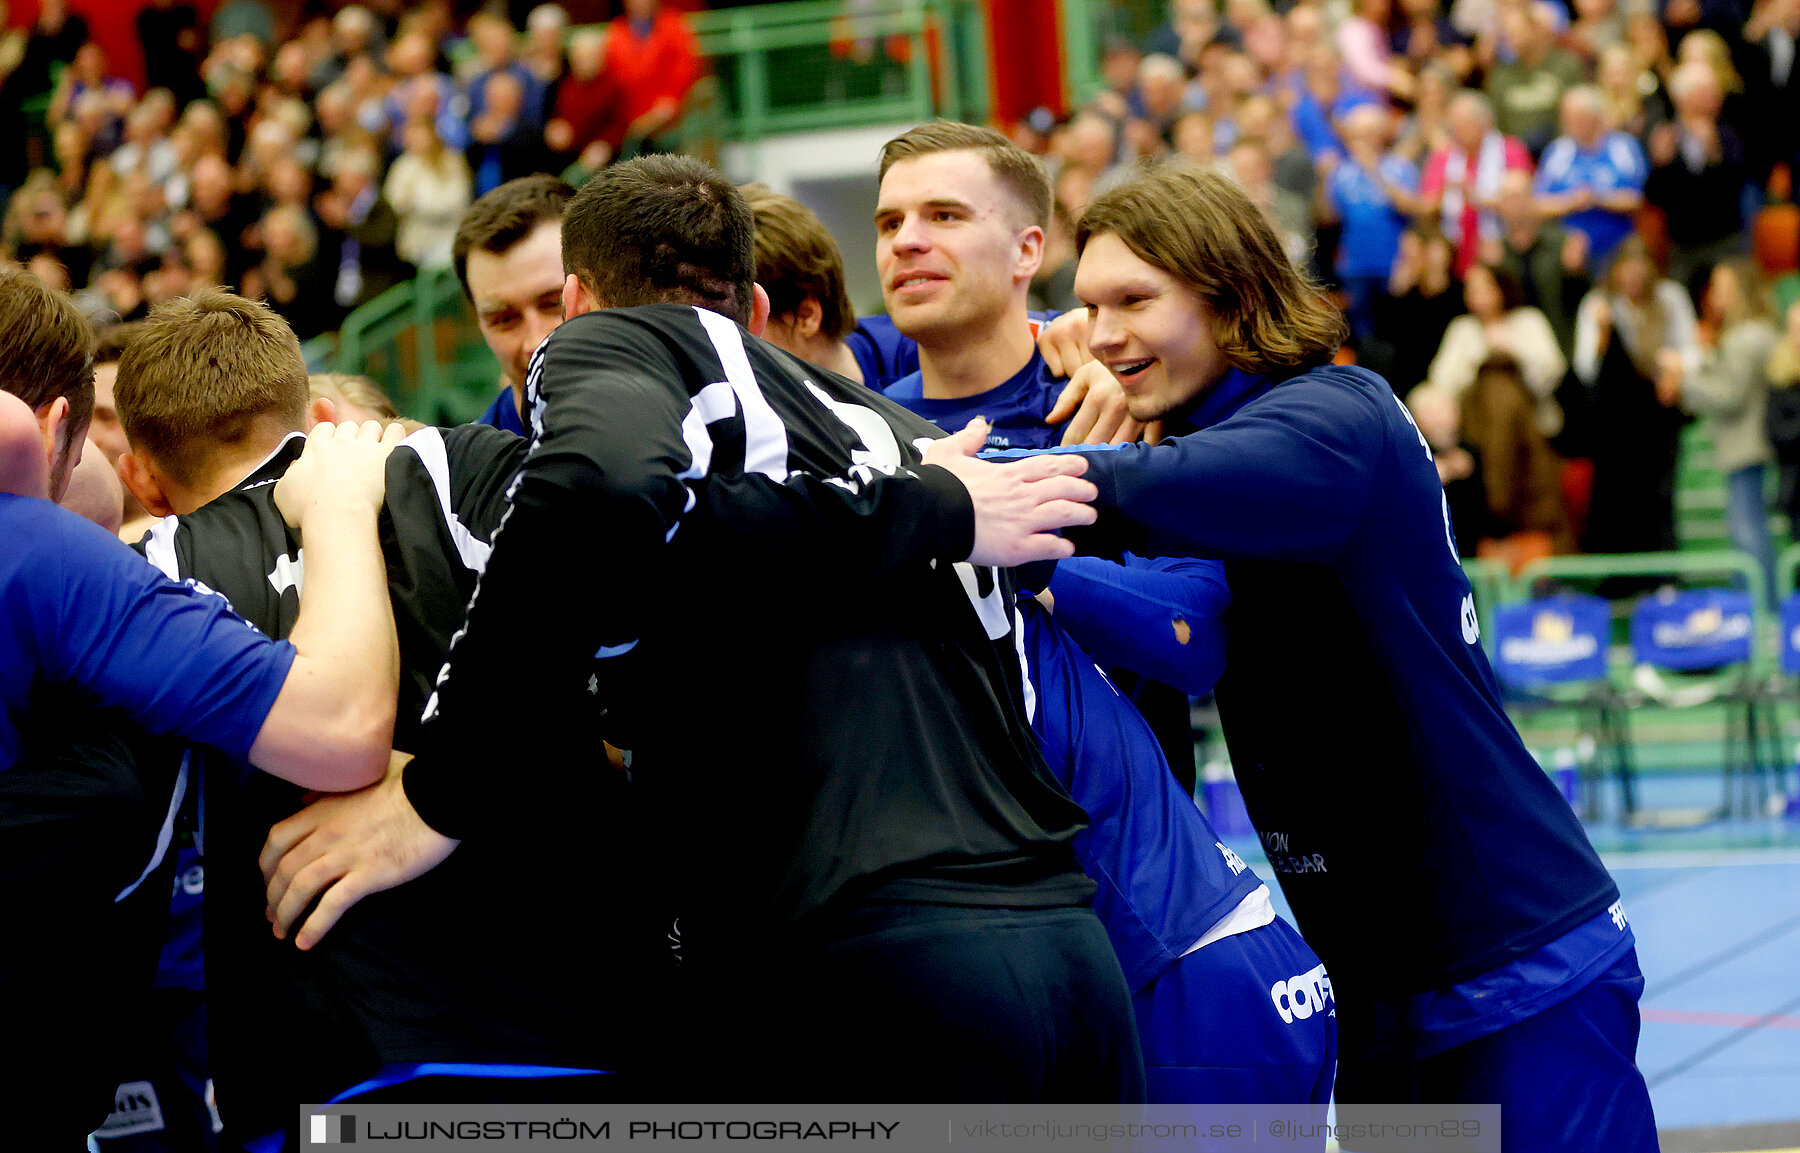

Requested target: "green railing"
[
  {"left": 1059, "top": 0, "right": 1165, "bottom": 109},
  {"left": 333, "top": 269, "right": 501, "bottom": 425}
]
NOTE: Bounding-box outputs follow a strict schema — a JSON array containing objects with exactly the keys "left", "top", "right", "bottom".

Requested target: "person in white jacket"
[
  {"left": 383, "top": 116, "right": 473, "bottom": 270},
  {"left": 1428, "top": 260, "right": 1567, "bottom": 435}
]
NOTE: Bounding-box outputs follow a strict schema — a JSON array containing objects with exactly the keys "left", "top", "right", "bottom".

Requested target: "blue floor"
[{"left": 1215, "top": 775, "right": 1800, "bottom": 1147}]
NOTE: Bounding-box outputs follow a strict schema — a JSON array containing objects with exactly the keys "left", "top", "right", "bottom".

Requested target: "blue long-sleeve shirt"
[{"left": 1046, "top": 366, "right": 1621, "bottom": 1061}]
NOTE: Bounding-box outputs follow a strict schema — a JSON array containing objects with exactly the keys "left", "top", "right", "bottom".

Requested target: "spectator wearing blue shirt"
[
  {"left": 1321, "top": 103, "right": 1422, "bottom": 348},
  {"left": 1533, "top": 86, "right": 1648, "bottom": 270}
]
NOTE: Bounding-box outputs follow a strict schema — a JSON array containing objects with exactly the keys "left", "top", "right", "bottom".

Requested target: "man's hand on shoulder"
[
  {"left": 259, "top": 751, "right": 459, "bottom": 951},
  {"left": 274, "top": 419, "right": 408, "bottom": 531},
  {"left": 922, "top": 417, "right": 1097, "bottom": 567},
  {"left": 1036, "top": 309, "right": 1094, "bottom": 379}
]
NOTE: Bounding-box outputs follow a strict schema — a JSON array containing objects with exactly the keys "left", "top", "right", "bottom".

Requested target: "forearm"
[
  {"left": 250, "top": 502, "right": 397, "bottom": 791},
  {"left": 1047, "top": 555, "right": 1228, "bottom": 694}
]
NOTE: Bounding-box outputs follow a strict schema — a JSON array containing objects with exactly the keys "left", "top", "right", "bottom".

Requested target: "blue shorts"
[
  {"left": 1335, "top": 949, "right": 1658, "bottom": 1153},
  {"left": 1134, "top": 917, "right": 1337, "bottom": 1105}
]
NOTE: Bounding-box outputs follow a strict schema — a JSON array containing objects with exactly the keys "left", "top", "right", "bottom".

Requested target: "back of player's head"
[
  {"left": 740, "top": 183, "right": 856, "bottom": 341},
  {"left": 878, "top": 120, "right": 1052, "bottom": 230},
  {"left": 114, "top": 291, "right": 309, "bottom": 487},
  {"left": 1078, "top": 161, "right": 1346, "bottom": 374},
  {"left": 561, "top": 154, "right": 755, "bottom": 325},
  {"left": 309, "top": 372, "right": 401, "bottom": 422},
  {"left": 453, "top": 174, "right": 576, "bottom": 301},
  {"left": 0, "top": 268, "right": 96, "bottom": 440}
]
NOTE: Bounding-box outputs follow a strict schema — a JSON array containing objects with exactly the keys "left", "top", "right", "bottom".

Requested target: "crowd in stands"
[
  {"left": 1012, "top": 0, "right": 1800, "bottom": 587},
  {"left": 0, "top": 0, "right": 702, "bottom": 344},
  {"left": 6, "top": 0, "right": 1800, "bottom": 577}
]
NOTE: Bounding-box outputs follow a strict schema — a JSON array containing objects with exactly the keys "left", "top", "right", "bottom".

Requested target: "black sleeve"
[{"left": 401, "top": 313, "right": 976, "bottom": 841}]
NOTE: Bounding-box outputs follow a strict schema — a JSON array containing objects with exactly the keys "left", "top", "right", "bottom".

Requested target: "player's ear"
[
  {"left": 306, "top": 396, "right": 337, "bottom": 430},
  {"left": 748, "top": 282, "right": 771, "bottom": 338},
  {"left": 563, "top": 273, "right": 598, "bottom": 319},
  {"left": 1016, "top": 224, "right": 1046, "bottom": 283},
  {"left": 119, "top": 450, "right": 175, "bottom": 519},
  {"left": 793, "top": 296, "right": 822, "bottom": 340}
]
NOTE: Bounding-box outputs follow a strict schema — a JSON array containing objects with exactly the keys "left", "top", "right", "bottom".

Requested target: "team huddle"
[{"left": 3, "top": 121, "right": 1656, "bottom": 1153}]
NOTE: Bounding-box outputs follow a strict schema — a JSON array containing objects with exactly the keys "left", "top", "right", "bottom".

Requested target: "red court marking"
[{"left": 1642, "top": 1007, "right": 1800, "bottom": 1031}]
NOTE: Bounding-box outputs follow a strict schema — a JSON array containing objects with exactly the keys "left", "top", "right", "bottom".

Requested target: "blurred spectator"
[
  {"left": 1567, "top": 0, "right": 1628, "bottom": 62},
  {"left": 1596, "top": 42, "right": 1669, "bottom": 139},
  {"left": 1133, "top": 53, "right": 1197, "bottom": 152},
  {"left": 1573, "top": 235, "right": 1697, "bottom": 552},
  {"left": 1490, "top": 169, "right": 1593, "bottom": 357},
  {"left": 176, "top": 152, "right": 258, "bottom": 284},
  {"left": 545, "top": 28, "right": 626, "bottom": 176},
  {"left": 381, "top": 31, "right": 466, "bottom": 154},
  {"left": 465, "top": 11, "right": 548, "bottom": 140},
  {"left": 1645, "top": 61, "right": 1748, "bottom": 287},
  {"left": 605, "top": 0, "right": 703, "bottom": 157},
  {"left": 1407, "top": 380, "right": 1494, "bottom": 555},
  {"left": 1429, "top": 261, "right": 1568, "bottom": 434},
  {"left": 467, "top": 66, "right": 543, "bottom": 196},
  {"left": 1030, "top": 196, "right": 1081, "bottom": 313},
  {"left": 138, "top": 0, "right": 206, "bottom": 106},
  {"left": 1394, "top": 0, "right": 1475, "bottom": 80},
  {"left": 385, "top": 117, "right": 472, "bottom": 270},
  {"left": 1290, "top": 44, "right": 1379, "bottom": 165},
  {"left": 1460, "top": 351, "right": 1576, "bottom": 554},
  {"left": 1321, "top": 103, "right": 1421, "bottom": 348},
  {"left": 242, "top": 201, "right": 331, "bottom": 338},
  {"left": 1339, "top": 0, "right": 1417, "bottom": 100},
  {"left": 1421, "top": 90, "right": 1533, "bottom": 275},
  {"left": 50, "top": 43, "right": 135, "bottom": 158},
  {"left": 0, "top": 0, "right": 88, "bottom": 194},
  {"left": 522, "top": 5, "right": 571, "bottom": 89},
  {"left": 2, "top": 172, "right": 89, "bottom": 288},
  {"left": 1375, "top": 227, "right": 1466, "bottom": 391},
  {"left": 1764, "top": 299, "right": 1800, "bottom": 527},
  {"left": 1172, "top": 110, "right": 1216, "bottom": 162},
  {"left": 1673, "top": 257, "right": 1779, "bottom": 600},
  {"left": 1533, "top": 85, "right": 1647, "bottom": 269},
  {"left": 311, "top": 5, "right": 383, "bottom": 92},
  {"left": 1235, "top": 93, "right": 1316, "bottom": 200},
  {"left": 1393, "top": 62, "right": 1457, "bottom": 164},
  {"left": 1227, "top": 136, "right": 1313, "bottom": 264},
  {"left": 314, "top": 147, "right": 408, "bottom": 315},
  {"left": 1741, "top": 0, "right": 1800, "bottom": 183},
  {"left": 1485, "top": 1, "right": 1586, "bottom": 154},
  {"left": 1146, "top": 0, "right": 1232, "bottom": 71}
]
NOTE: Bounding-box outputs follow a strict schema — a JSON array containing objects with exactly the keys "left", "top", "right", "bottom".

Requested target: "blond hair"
[
  {"left": 114, "top": 292, "right": 308, "bottom": 486},
  {"left": 309, "top": 372, "right": 402, "bottom": 421},
  {"left": 1077, "top": 162, "right": 1346, "bottom": 374}
]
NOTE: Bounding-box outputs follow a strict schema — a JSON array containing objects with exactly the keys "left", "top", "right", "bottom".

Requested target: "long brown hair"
[{"left": 1077, "top": 161, "right": 1346, "bottom": 374}]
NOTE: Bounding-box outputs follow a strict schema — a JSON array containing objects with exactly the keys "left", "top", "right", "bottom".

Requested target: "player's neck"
[
  {"left": 186, "top": 432, "right": 301, "bottom": 513},
  {"left": 916, "top": 314, "right": 1036, "bottom": 401}
]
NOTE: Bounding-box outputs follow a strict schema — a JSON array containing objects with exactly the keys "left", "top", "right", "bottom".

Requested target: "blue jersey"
[
  {"left": 1533, "top": 132, "right": 1647, "bottom": 266},
  {"left": 846, "top": 316, "right": 920, "bottom": 392},
  {"left": 1018, "top": 600, "right": 1256, "bottom": 990},
  {"left": 0, "top": 495, "right": 293, "bottom": 771},
  {"left": 1055, "top": 366, "right": 1622, "bottom": 1063},
  {"left": 1327, "top": 153, "right": 1420, "bottom": 278},
  {"left": 883, "top": 348, "right": 1065, "bottom": 451},
  {"left": 475, "top": 387, "right": 527, "bottom": 436}
]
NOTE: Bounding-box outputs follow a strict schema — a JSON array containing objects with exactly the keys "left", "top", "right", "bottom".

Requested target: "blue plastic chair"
[{"left": 1492, "top": 594, "right": 1634, "bottom": 819}]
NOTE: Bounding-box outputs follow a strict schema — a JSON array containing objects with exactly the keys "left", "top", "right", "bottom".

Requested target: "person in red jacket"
[{"left": 604, "top": 0, "right": 702, "bottom": 156}]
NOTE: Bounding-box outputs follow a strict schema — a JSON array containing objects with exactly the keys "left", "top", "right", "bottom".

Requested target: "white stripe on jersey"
[
  {"left": 141, "top": 515, "right": 183, "bottom": 579},
  {"left": 669, "top": 380, "right": 738, "bottom": 542},
  {"left": 694, "top": 307, "right": 790, "bottom": 481},
  {"left": 401, "top": 426, "right": 495, "bottom": 574},
  {"left": 115, "top": 751, "right": 188, "bottom": 902}
]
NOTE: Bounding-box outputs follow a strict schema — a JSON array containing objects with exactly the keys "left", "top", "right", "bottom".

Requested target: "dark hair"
[
  {"left": 1470, "top": 262, "right": 1527, "bottom": 313},
  {"left": 452, "top": 174, "right": 575, "bottom": 300},
  {"left": 561, "top": 154, "right": 755, "bottom": 324},
  {"left": 879, "top": 119, "right": 1053, "bottom": 230},
  {"left": 1077, "top": 161, "right": 1346, "bottom": 374},
  {"left": 741, "top": 182, "right": 856, "bottom": 340},
  {"left": 0, "top": 268, "right": 95, "bottom": 441}
]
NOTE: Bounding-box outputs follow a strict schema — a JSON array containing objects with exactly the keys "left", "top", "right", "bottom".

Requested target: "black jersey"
[
  {"left": 134, "top": 425, "right": 645, "bottom": 1137},
  {"left": 402, "top": 304, "right": 1095, "bottom": 956}
]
